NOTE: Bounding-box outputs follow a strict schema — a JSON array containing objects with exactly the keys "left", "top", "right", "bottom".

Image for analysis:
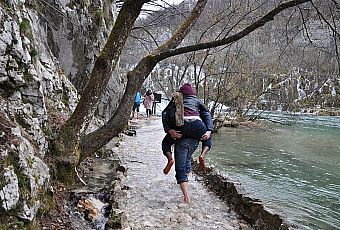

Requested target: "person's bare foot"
[
  {"left": 199, "top": 155, "right": 206, "bottom": 172},
  {"left": 180, "top": 182, "right": 191, "bottom": 203},
  {"left": 183, "top": 196, "right": 191, "bottom": 203},
  {"left": 163, "top": 159, "right": 174, "bottom": 175}
]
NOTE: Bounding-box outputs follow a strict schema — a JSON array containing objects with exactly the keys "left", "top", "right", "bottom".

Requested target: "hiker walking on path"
[
  {"left": 143, "top": 89, "right": 154, "bottom": 118},
  {"left": 132, "top": 91, "right": 142, "bottom": 119},
  {"left": 161, "top": 83, "right": 213, "bottom": 203}
]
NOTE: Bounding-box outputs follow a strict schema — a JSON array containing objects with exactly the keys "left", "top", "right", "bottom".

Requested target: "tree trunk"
[
  {"left": 54, "top": 0, "right": 146, "bottom": 182},
  {"left": 80, "top": 55, "right": 157, "bottom": 157}
]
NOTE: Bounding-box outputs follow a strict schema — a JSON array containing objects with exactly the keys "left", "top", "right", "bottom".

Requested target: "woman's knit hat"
[{"left": 178, "top": 83, "right": 196, "bottom": 95}]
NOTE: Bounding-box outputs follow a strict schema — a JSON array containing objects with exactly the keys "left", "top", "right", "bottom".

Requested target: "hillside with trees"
[{"left": 122, "top": 0, "right": 339, "bottom": 117}]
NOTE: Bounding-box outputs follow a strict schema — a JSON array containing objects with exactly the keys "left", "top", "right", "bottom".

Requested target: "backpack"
[
  {"left": 162, "top": 92, "right": 184, "bottom": 128},
  {"left": 162, "top": 100, "right": 177, "bottom": 128}
]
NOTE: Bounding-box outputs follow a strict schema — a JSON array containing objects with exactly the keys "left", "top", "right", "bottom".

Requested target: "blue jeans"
[
  {"left": 162, "top": 119, "right": 211, "bottom": 155},
  {"left": 174, "top": 138, "right": 199, "bottom": 184}
]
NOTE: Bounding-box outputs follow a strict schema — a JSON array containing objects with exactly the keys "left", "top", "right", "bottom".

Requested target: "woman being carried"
[{"left": 161, "top": 83, "right": 213, "bottom": 203}]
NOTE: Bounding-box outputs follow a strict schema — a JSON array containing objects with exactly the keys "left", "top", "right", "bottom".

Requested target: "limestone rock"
[
  {"left": 0, "top": 112, "right": 50, "bottom": 222},
  {"left": 0, "top": 0, "right": 120, "bottom": 226},
  {"left": 0, "top": 168, "right": 20, "bottom": 211}
]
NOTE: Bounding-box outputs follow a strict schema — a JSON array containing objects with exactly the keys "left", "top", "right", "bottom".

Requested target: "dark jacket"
[{"left": 162, "top": 95, "right": 213, "bottom": 133}]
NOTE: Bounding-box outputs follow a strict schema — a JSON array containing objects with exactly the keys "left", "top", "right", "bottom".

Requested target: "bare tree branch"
[
  {"left": 310, "top": 0, "right": 340, "bottom": 38},
  {"left": 298, "top": 6, "right": 313, "bottom": 45},
  {"left": 155, "top": 0, "right": 311, "bottom": 61},
  {"left": 153, "top": 0, "right": 208, "bottom": 53},
  {"left": 133, "top": 26, "right": 160, "bottom": 47}
]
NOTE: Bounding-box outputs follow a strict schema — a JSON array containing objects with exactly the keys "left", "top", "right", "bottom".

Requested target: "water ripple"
[{"left": 211, "top": 120, "right": 340, "bottom": 229}]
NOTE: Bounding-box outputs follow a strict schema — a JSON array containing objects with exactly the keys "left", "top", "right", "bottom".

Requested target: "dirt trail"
[{"left": 118, "top": 117, "right": 252, "bottom": 230}]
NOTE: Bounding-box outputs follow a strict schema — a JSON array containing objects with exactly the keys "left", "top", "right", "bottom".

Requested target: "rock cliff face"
[{"left": 0, "top": 0, "right": 120, "bottom": 226}]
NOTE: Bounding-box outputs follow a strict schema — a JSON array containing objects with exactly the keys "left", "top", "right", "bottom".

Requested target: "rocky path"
[{"left": 118, "top": 117, "right": 251, "bottom": 230}]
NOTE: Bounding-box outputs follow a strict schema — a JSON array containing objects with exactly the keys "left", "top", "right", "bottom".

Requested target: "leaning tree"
[{"left": 55, "top": 0, "right": 338, "bottom": 183}]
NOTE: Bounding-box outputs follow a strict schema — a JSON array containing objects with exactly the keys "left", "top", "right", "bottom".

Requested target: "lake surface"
[{"left": 208, "top": 115, "right": 340, "bottom": 229}]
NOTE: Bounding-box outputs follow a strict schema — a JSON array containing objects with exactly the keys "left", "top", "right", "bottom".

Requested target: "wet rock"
[
  {"left": 66, "top": 156, "right": 128, "bottom": 230},
  {"left": 77, "top": 197, "right": 108, "bottom": 222},
  {"left": 106, "top": 209, "right": 128, "bottom": 230},
  {"left": 115, "top": 171, "right": 126, "bottom": 181},
  {"left": 116, "top": 164, "right": 127, "bottom": 175},
  {"left": 124, "top": 129, "right": 137, "bottom": 136},
  {"left": 192, "top": 160, "right": 289, "bottom": 229}
]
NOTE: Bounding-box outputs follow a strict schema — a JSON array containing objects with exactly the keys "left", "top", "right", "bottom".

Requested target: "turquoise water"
[{"left": 209, "top": 116, "right": 340, "bottom": 229}]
